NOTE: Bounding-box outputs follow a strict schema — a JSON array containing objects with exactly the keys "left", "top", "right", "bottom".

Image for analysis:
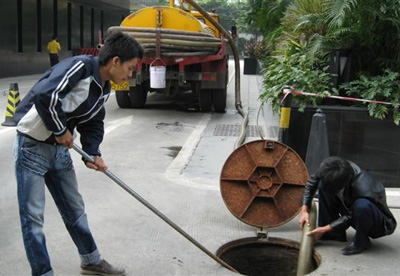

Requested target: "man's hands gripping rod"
[{"left": 56, "top": 131, "right": 107, "bottom": 172}]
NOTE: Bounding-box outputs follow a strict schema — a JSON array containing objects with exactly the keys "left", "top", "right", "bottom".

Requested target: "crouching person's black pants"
[{"left": 318, "top": 188, "right": 387, "bottom": 248}]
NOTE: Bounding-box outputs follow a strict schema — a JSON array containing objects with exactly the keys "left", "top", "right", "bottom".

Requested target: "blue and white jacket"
[{"left": 15, "top": 55, "right": 111, "bottom": 156}]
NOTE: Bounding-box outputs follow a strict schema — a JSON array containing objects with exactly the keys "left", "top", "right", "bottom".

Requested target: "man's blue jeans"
[{"left": 14, "top": 134, "right": 101, "bottom": 276}]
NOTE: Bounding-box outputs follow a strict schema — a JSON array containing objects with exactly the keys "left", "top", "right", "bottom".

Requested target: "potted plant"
[
  {"left": 257, "top": 0, "right": 400, "bottom": 188},
  {"left": 261, "top": 50, "right": 400, "bottom": 188},
  {"left": 244, "top": 40, "right": 267, "bottom": 75}
]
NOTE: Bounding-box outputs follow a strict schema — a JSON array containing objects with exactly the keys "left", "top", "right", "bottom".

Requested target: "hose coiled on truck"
[{"left": 108, "top": 26, "right": 223, "bottom": 57}]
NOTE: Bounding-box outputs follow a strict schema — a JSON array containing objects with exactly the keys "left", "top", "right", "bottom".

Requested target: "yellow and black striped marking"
[
  {"left": 5, "top": 90, "right": 20, "bottom": 117},
  {"left": 2, "top": 83, "right": 20, "bottom": 126}
]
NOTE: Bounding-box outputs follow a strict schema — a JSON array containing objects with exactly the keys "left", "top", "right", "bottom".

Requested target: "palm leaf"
[{"left": 324, "top": 0, "right": 358, "bottom": 28}]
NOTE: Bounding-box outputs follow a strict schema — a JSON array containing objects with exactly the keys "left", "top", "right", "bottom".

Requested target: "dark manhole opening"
[{"left": 217, "top": 238, "right": 320, "bottom": 276}]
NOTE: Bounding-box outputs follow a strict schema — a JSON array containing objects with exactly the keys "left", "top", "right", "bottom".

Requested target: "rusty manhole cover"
[{"left": 220, "top": 140, "right": 309, "bottom": 228}]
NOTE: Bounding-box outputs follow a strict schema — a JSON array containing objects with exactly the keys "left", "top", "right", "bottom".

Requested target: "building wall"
[{"left": 0, "top": 0, "right": 130, "bottom": 78}]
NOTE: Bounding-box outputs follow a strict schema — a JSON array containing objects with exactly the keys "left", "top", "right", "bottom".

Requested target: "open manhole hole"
[
  {"left": 218, "top": 140, "right": 320, "bottom": 276},
  {"left": 217, "top": 237, "right": 321, "bottom": 276}
]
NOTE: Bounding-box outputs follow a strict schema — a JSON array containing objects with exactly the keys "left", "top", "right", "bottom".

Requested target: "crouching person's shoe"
[
  {"left": 81, "top": 259, "right": 125, "bottom": 276},
  {"left": 341, "top": 240, "right": 371, "bottom": 256}
]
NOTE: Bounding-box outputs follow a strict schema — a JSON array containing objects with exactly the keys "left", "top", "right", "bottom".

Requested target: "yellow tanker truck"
[{"left": 110, "top": 0, "right": 228, "bottom": 112}]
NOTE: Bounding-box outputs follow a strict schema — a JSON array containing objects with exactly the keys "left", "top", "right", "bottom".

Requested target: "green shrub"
[
  {"left": 340, "top": 70, "right": 400, "bottom": 124},
  {"left": 260, "top": 42, "right": 334, "bottom": 113}
]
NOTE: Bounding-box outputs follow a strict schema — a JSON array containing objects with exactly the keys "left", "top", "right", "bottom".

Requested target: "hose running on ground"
[{"left": 183, "top": 0, "right": 248, "bottom": 149}]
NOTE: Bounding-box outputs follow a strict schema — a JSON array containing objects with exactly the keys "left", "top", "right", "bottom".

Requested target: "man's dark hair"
[
  {"left": 318, "top": 156, "right": 354, "bottom": 193},
  {"left": 99, "top": 31, "right": 144, "bottom": 66},
  {"left": 51, "top": 35, "right": 57, "bottom": 40}
]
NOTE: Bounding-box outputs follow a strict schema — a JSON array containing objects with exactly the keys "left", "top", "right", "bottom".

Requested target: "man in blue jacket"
[
  {"left": 299, "top": 156, "right": 396, "bottom": 255},
  {"left": 14, "top": 32, "right": 143, "bottom": 276}
]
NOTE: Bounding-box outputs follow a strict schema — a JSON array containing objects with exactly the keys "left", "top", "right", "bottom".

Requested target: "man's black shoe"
[
  {"left": 341, "top": 240, "right": 371, "bottom": 256},
  {"left": 81, "top": 259, "right": 125, "bottom": 276}
]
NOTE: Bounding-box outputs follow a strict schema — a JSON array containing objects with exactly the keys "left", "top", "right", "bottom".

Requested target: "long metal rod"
[
  {"left": 297, "top": 201, "right": 317, "bottom": 276},
  {"left": 72, "top": 143, "right": 239, "bottom": 274}
]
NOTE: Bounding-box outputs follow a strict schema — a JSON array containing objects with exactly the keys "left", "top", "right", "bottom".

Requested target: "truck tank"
[{"left": 110, "top": 1, "right": 228, "bottom": 112}]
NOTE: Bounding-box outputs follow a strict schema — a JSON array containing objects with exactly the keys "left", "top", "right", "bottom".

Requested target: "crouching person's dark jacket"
[{"left": 303, "top": 161, "right": 397, "bottom": 235}]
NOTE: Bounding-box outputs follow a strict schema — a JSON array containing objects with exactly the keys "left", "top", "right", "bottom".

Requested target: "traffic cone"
[
  {"left": 305, "top": 108, "right": 330, "bottom": 175},
  {"left": 2, "top": 83, "right": 20, "bottom": 127}
]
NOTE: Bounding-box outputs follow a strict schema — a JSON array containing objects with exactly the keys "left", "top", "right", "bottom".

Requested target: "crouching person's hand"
[
  {"left": 307, "top": 225, "right": 331, "bottom": 241},
  {"left": 298, "top": 205, "right": 310, "bottom": 230}
]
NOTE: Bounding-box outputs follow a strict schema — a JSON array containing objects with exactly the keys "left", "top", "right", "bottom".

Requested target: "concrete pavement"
[{"left": 171, "top": 68, "right": 400, "bottom": 276}]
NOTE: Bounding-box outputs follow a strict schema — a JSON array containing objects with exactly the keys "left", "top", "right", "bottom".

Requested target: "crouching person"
[{"left": 299, "top": 156, "right": 396, "bottom": 255}]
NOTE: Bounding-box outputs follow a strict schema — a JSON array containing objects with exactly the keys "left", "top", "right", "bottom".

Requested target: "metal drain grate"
[{"left": 213, "top": 124, "right": 263, "bottom": 137}]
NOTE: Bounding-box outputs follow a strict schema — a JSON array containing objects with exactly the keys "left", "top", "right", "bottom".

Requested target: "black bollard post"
[
  {"left": 305, "top": 108, "right": 330, "bottom": 175},
  {"left": 278, "top": 87, "right": 293, "bottom": 144}
]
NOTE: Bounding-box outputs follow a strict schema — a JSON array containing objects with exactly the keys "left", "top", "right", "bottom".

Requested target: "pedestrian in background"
[
  {"left": 47, "top": 35, "right": 61, "bottom": 67},
  {"left": 299, "top": 156, "right": 396, "bottom": 255},
  {"left": 14, "top": 32, "right": 144, "bottom": 276}
]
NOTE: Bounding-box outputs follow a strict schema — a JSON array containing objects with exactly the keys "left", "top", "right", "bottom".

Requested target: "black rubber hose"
[{"left": 184, "top": 0, "right": 248, "bottom": 149}]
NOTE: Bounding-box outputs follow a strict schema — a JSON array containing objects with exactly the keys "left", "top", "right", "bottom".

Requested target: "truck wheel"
[
  {"left": 213, "top": 88, "right": 227, "bottom": 112},
  {"left": 191, "top": 82, "right": 200, "bottom": 94},
  {"left": 115, "top": 91, "right": 131, "bottom": 108},
  {"left": 130, "top": 82, "right": 148, "bottom": 108},
  {"left": 199, "top": 89, "right": 213, "bottom": 111}
]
